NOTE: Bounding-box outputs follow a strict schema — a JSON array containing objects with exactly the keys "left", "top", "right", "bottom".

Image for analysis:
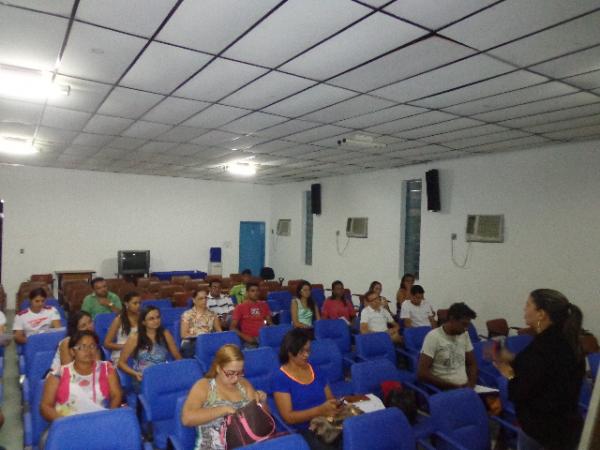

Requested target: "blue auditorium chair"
[
  {"left": 309, "top": 339, "right": 352, "bottom": 396},
  {"left": 195, "top": 331, "right": 241, "bottom": 373},
  {"left": 93, "top": 312, "right": 116, "bottom": 347},
  {"left": 354, "top": 332, "right": 396, "bottom": 366},
  {"left": 259, "top": 324, "right": 292, "bottom": 351},
  {"left": 238, "top": 433, "right": 309, "bottom": 449},
  {"left": 243, "top": 347, "right": 279, "bottom": 393},
  {"left": 314, "top": 319, "right": 355, "bottom": 366},
  {"left": 167, "top": 396, "right": 196, "bottom": 450}
]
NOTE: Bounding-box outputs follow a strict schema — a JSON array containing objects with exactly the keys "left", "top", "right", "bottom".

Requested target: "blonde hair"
[{"left": 204, "top": 344, "right": 244, "bottom": 378}]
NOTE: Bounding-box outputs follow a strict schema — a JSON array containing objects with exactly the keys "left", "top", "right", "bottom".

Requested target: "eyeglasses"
[
  {"left": 222, "top": 369, "right": 244, "bottom": 378},
  {"left": 298, "top": 348, "right": 311, "bottom": 355},
  {"left": 73, "top": 344, "right": 98, "bottom": 351}
]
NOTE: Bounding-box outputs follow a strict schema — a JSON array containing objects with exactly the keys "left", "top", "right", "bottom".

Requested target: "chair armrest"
[
  {"left": 23, "top": 411, "right": 33, "bottom": 446},
  {"left": 138, "top": 394, "right": 153, "bottom": 422},
  {"left": 168, "top": 436, "right": 184, "bottom": 450},
  {"left": 19, "top": 355, "right": 25, "bottom": 375},
  {"left": 416, "top": 438, "right": 436, "bottom": 450},
  {"left": 403, "top": 381, "right": 432, "bottom": 402},
  {"left": 395, "top": 348, "right": 416, "bottom": 359},
  {"left": 143, "top": 442, "right": 154, "bottom": 450},
  {"left": 491, "top": 415, "right": 520, "bottom": 434},
  {"left": 343, "top": 355, "right": 356, "bottom": 366},
  {"left": 354, "top": 354, "right": 368, "bottom": 362},
  {"left": 267, "top": 396, "right": 295, "bottom": 434},
  {"left": 22, "top": 378, "right": 31, "bottom": 406},
  {"left": 432, "top": 431, "right": 471, "bottom": 450}
]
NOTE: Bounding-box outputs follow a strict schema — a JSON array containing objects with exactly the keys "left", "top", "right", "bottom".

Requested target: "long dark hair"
[
  {"left": 67, "top": 311, "right": 92, "bottom": 338},
  {"left": 331, "top": 280, "right": 351, "bottom": 306},
  {"left": 400, "top": 273, "right": 415, "bottom": 290},
  {"left": 296, "top": 280, "right": 317, "bottom": 317},
  {"left": 279, "top": 328, "right": 311, "bottom": 364},
  {"left": 530, "top": 289, "right": 583, "bottom": 361},
  {"left": 120, "top": 291, "right": 140, "bottom": 337},
  {"left": 134, "top": 306, "right": 166, "bottom": 357}
]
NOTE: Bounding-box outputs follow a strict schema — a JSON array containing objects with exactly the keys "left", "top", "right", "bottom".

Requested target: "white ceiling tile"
[
  {"left": 498, "top": 103, "right": 600, "bottom": 129},
  {"left": 121, "top": 120, "right": 172, "bottom": 139},
  {"left": 524, "top": 113, "right": 600, "bottom": 134},
  {"left": 264, "top": 84, "right": 356, "bottom": 117},
  {"left": 444, "top": 129, "right": 532, "bottom": 149},
  {"left": 0, "top": 6, "right": 68, "bottom": 70},
  {"left": 155, "top": 126, "right": 207, "bottom": 143},
  {"left": 97, "top": 86, "right": 164, "bottom": 119},
  {"left": 93, "top": 147, "right": 129, "bottom": 159},
  {"left": 121, "top": 42, "right": 212, "bottom": 95},
  {"left": 254, "top": 119, "right": 320, "bottom": 139},
  {"left": 76, "top": 0, "right": 177, "bottom": 37},
  {"left": 222, "top": 71, "right": 316, "bottom": 110},
  {"left": 285, "top": 125, "right": 350, "bottom": 144},
  {"left": 441, "top": 0, "right": 600, "bottom": 50},
  {"left": 0, "top": 98, "right": 43, "bottom": 125},
  {"left": 443, "top": 82, "right": 579, "bottom": 116},
  {"left": 473, "top": 92, "right": 600, "bottom": 122},
  {"left": 63, "top": 144, "right": 100, "bottom": 156},
  {"left": 337, "top": 104, "right": 426, "bottom": 129},
  {"left": 562, "top": 70, "right": 600, "bottom": 91},
  {"left": 84, "top": 114, "right": 134, "bottom": 134},
  {"left": 175, "top": 58, "right": 267, "bottom": 102},
  {"left": 386, "top": 0, "right": 497, "bottom": 30},
  {"left": 387, "top": 144, "right": 449, "bottom": 158},
  {"left": 223, "top": 0, "right": 369, "bottom": 67},
  {"left": 7, "top": 0, "right": 74, "bottom": 15},
  {"left": 107, "top": 136, "right": 146, "bottom": 150},
  {"left": 137, "top": 141, "right": 178, "bottom": 153},
  {"left": 301, "top": 95, "right": 395, "bottom": 123},
  {"left": 412, "top": 71, "right": 549, "bottom": 109},
  {"left": 330, "top": 37, "right": 475, "bottom": 92},
  {"left": 157, "top": 0, "right": 281, "bottom": 53},
  {"left": 418, "top": 124, "right": 506, "bottom": 143},
  {"left": 280, "top": 13, "right": 427, "bottom": 80},
  {"left": 466, "top": 135, "right": 551, "bottom": 153},
  {"left": 142, "top": 97, "right": 210, "bottom": 125},
  {"left": 182, "top": 104, "right": 249, "bottom": 129},
  {"left": 216, "top": 135, "right": 267, "bottom": 151},
  {"left": 410, "top": 150, "right": 470, "bottom": 162},
  {"left": 398, "top": 118, "right": 484, "bottom": 139},
  {"left": 72, "top": 132, "right": 114, "bottom": 147},
  {"left": 219, "top": 112, "right": 288, "bottom": 134},
  {"left": 272, "top": 144, "right": 324, "bottom": 157},
  {"left": 47, "top": 75, "right": 113, "bottom": 112},
  {"left": 35, "top": 126, "right": 77, "bottom": 143},
  {"left": 190, "top": 130, "right": 240, "bottom": 146},
  {"left": 489, "top": 11, "right": 600, "bottom": 67},
  {"left": 247, "top": 140, "right": 295, "bottom": 154},
  {"left": 168, "top": 144, "right": 203, "bottom": 156},
  {"left": 372, "top": 54, "right": 514, "bottom": 103},
  {"left": 542, "top": 123, "right": 600, "bottom": 140},
  {"left": 366, "top": 111, "right": 457, "bottom": 134},
  {"left": 60, "top": 23, "right": 147, "bottom": 83},
  {"left": 529, "top": 45, "right": 600, "bottom": 79},
  {"left": 41, "top": 106, "right": 91, "bottom": 131}
]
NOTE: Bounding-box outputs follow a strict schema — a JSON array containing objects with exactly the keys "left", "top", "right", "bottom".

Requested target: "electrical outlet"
[{"left": 451, "top": 233, "right": 457, "bottom": 240}]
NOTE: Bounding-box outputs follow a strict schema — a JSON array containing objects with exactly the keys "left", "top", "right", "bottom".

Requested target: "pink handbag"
[{"left": 220, "top": 400, "right": 276, "bottom": 449}]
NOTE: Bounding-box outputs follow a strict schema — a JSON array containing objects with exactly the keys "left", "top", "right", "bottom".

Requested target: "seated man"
[
  {"left": 206, "top": 279, "right": 234, "bottom": 329},
  {"left": 230, "top": 269, "right": 251, "bottom": 304},
  {"left": 81, "top": 277, "right": 122, "bottom": 320},
  {"left": 400, "top": 285, "right": 436, "bottom": 328},
  {"left": 230, "top": 282, "right": 272, "bottom": 346},
  {"left": 417, "top": 302, "right": 478, "bottom": 390},
  {"left": 360, "top": 291, "right": 402, "bottom": 344}
]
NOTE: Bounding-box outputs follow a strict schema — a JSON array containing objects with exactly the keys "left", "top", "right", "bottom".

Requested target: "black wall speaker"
[
  {"left": 311, "top": 183, "right": 321, "bottom": 215},
  {"left": 425, "top": 169, "right": 441, "bottom": 212}
]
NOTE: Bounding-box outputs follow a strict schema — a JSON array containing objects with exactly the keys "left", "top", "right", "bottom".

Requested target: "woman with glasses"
[
  {"left": 273, "top": 329, "right": 342, "bottom": 450},
  {"left": 182, "top": 344, "right": 268, "bottom": 450},
  {"left": 40, "top": 330, "right": 122, "bottom": 421}
]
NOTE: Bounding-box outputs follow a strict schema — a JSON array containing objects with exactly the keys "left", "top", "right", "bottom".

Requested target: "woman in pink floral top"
[{"left": 181, "top": 288, "right": 222, "bottom": 357}]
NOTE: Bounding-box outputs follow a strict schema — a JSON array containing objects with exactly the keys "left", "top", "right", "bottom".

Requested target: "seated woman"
[
  {"left": 118, "top": 306, "right": 181, "bottom": 387},
  {"left": 321, "top": 280, "right": 355, "bottom": 324},
  {"left": 51, "top": 311, "right": 98, "bottom": 372},
  {"left": 273, "top": 329, "right": 342, "bottom": 450},
  {"left": 180, "top": 288, "right": 222, "bottom": 358},
  {"left": 395, "top": 273, "right": 415, "bottom": 312},
  {"left": 40, "top": 330, "right": 121, "bottom": 420},
  {"left": 360, "top": 291, "right": 402, "bottom": 344},
  {"left": 13, "top": 288, "right": 62, "bottom": 344},
  {"left": 182, "top": 344, "right": 268, "bottom": 450},
  {"left": 104, "top": 291, "right": 141, "bottom": 364},
  {"left": 367, "top": 281, "right": 394, "bottom": 317},
  {"left": 291, "top": 281, "right": 320, "bottom": 330}
]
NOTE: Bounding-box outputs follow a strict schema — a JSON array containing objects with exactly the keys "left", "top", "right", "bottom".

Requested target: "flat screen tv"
[{"left": 118, "top": 250, "right": 150, "bottom": 275}]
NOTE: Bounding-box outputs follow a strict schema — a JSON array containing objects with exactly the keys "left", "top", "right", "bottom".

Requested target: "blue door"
[{"left": 239, "top": 221, "right": 265, "bottom": 276}]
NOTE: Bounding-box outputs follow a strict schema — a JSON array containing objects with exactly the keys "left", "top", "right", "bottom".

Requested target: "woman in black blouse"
[{"left": 495, "top": 289, "right": 585, "bottom": 450}]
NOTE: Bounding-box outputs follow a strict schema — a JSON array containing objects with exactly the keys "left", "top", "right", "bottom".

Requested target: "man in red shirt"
[{"left": 231, "top": 283, "right": 272, "bottom": 345}]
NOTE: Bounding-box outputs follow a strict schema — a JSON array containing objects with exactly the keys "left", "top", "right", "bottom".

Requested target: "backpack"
[{"left": 380, "top": 381, "right": 418, "bottom": 424}]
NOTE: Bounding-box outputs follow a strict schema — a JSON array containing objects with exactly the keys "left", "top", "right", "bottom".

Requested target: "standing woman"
[
  {"left": 104, "top": 291, "right": 141, "bottom": 364},
  {"left": 495, "top": 289, "right": 585, "bottom": 450},
  {"left": 180, "top": 288, "right": 222, "bottom": 358},
  {"left": 395, "top": 273, "right": 415, "bottom": 310},
  {"left": 118, "top": 306, "right": 182, "bottom": 387},
  {"left": 291, "top": 281, "right": 320, "bottom": 329}
]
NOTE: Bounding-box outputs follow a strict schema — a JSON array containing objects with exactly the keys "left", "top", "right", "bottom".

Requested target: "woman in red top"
[{"left": 320, "top": 281, "right": 355, "bottom": 323}]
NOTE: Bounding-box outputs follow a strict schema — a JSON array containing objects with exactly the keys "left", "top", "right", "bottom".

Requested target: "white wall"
[
  {"left": 269, "top": 141, "right": 600, "bottom": 338},
  {"left": 0, "top": 166, "right": 271, "bottom": 308}
]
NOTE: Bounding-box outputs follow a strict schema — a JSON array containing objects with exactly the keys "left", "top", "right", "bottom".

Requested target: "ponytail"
[{"left": 564, "top": 303, "right": 583, "bottom": 361}]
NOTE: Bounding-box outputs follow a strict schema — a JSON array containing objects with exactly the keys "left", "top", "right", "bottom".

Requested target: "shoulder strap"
[{"left": 55, "top": 365, "right": 71, "bottom": 404}]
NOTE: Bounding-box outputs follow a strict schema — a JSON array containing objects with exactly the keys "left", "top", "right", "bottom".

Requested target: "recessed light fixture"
[
  {"left": 0, "top": 137, "right": 39, "bottom": 156},
  {"left": 337, "top": 134, "right": 387, "bottom": 149},
  {"left": 0, "top": 65, "right": 70, "bottom": 101},
  {"left": 227, "top": 162, "right": 256, "bottom": 176}
]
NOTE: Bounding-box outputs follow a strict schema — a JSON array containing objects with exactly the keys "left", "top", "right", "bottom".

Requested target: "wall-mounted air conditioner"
[
  {"left": 466, "top": 215, "right": 504, "bottom": 243},
  {"left": 276, "top": 219, "right": 291, "bottom": 236},
  {"left": 346, "top": 217, "right": 368, "bottom": 238}
]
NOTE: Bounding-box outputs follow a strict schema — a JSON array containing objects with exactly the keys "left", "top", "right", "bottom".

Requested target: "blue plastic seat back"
[
  {"left": 31, "top": 378, "right": 50, "bottom": 446},
  {"left": 344, "top": 407, "right": 415, "bottom": 450},
  {"left": 404, "top": 326, "right": 432, "bottom": 354},
  {"left": 243, "top": 347, "right": 279, "bottom": 394},
  {"left": 26, "top": 350, "right": 54, "bottom": 403},
  {"left": 309, "top": 339, "right": 343, "bottom": 384},
  {"left": 588, "top": 352, "right": 600, "bottom": 380},
  {"left": 355, "top": 332, "right": 396, "bottom": 365},
  {"left": 45, "top": 407, "right": 144, "bottom": 450},
  {"left": 267, "top": 291, "right": 292, "bottom": 311},
  {"left": 311, "top": 288, "right": 326, "bottom": 310},
  {"left": 141, "top": 359, "right": 202, "bottom": 422},
  {"left": 195, "top": 331, "right": 241, "bottom": 373},
  {"left": 237, "top": 433, "right": 309, "bottom": 450},
  {"left": 258, "top": 324, "right": 292, "bottom": 351},
  {"left": 20, "top": 298, "right": 66, "bottom": 321},
  {"left": 505, "top": 335, "right": 533, "bottom": 355},
  {"left": 160, "top": 308, "right": 187, "bottom": 329},
  {"left": 429, "top": 388, "right": 490, "bottom": 450},
  {"left": 171, "top": 395, "right": 196, "bottom": 450},
  {"left": 141, "top": 299, "right": 173, "bottom": 310},
  {"left": 351, "top": 359, "right": 412, "bottom": 398},
  {"left": 314, "top": 320, "right": 351, "bottom": 355},
  {"left": 24, "top": 330, "right": 65, "bottom": 372},
  {"left": 467, "top": 323, "right": 481, "bottom": 343},
  {"left": 167, "top": 319, "right": 182, "bottom": 349},
  {"left": 278, "top": 310, "right": 291, "bottom": 324},
  {"left": 94, "top": 313, "right": 117, "bottom": 346}
]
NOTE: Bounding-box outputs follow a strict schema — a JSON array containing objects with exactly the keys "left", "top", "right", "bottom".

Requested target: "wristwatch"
[{"left": 108, "top": 302, "right": 114, "bottom": 307}]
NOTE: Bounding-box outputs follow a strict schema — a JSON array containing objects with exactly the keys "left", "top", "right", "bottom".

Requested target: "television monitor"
[{"left": 118, "top": 250, "right": 150, "bottom": 275}]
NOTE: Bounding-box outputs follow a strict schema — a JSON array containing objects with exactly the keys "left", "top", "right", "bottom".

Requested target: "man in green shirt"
[
  {"left": 230, "top": 269, "right": 252, "bottom": 304},
  {"left": 81, "top": 277, "right": 122, "bottom": 319}
]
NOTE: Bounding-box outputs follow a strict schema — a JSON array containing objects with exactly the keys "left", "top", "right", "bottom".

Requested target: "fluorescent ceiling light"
[
  {"left": 337, "top": 134, "right": 387, "bottom": 149},
  {"left": 227, "top": 162, "right": 256, "bottom": 176},
  {"left": 0, "top": 137, "right": 38, "bottom": 155},
  {"left": 0, "top": 65, "right": 70, "bottom": 101}
]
